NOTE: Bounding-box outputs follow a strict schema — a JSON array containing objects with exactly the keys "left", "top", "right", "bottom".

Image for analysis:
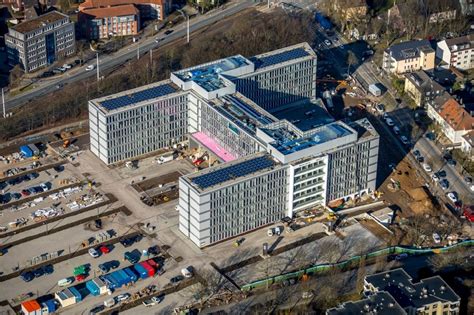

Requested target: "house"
[
  {"left": 78, "top": 5, "right": 140, "bottom": 39},
  {"left": 327, "top": 291, "right": 406, "bottom": 315},
  {"left": 364, "top": 268, "right": 461, "bottom": 315},
  {"left": 382, "top": 40, "right": 435, "bottom": 74},
  {"left": 461, "top": 130, "right": 474, "bottom": 157},
  {"left": 404, "top": 71, "right": 445, "bottom": 106},
  {"left": 333, "top": 0, "right": 367, "bottom": 20},
  {"left": 427, "top": 92, "right": 474, "bottom": 144},
  {"left": 388, "top": 0, "right": 458, "bottom": 31},
  {"left": 437, "top": 35, "right": 474, "bottom": 71}
]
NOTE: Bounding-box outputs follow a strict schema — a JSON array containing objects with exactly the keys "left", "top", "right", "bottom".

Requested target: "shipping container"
[
  {"left": 21, "top": 299, "right": 41, "bottom": 315},
  {"left": 117, "top": 269, "right": 132, "bottom": 285},
  {"left": 103, "top": 274, "right": 118, "bottom": 289},
  {"left": 140, "top": 261, "right": 155, "bottom": 277},
  {"left": 20, "top": 146, "right": 33, "bottom": 158},
  {"left": 69, "top": 286, "right": 83, "bottom": 302},
  {"left": 107, "top": 272, "right": 122, "bottom": 288},
  {"left": 112, "top": 270, "right": 127, "bottom": 287},
  {"left": 27, "top": 144, "right": 40, "bottom": 155},
  {"left": 86, "top": 280, "right": 100, "bottom": 296},
  {"left": 92, "top": 277, "right": 108, "bottom": 295},
  {"left": 55, "top": 289, "right": 76, "bottom": 307},
  {"left": 146, "top": 259, "right": 159, "bottom": 270},
  {"left": 41, "top": 299, "right": 57, "bottom": 314},
  {"left": 133, "top": 263, "right": 149, "bottom": 279},
  {"left": 123, "top": 267, "right": 138, "bottom": 282}
]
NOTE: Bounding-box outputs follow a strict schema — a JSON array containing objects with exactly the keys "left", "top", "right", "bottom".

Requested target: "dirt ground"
[
  {"left": 380, "top": 157, "right": 437, "bottom": 217},
  {"left": 133, "top": 171, "right": 181, "bottom": 192}
]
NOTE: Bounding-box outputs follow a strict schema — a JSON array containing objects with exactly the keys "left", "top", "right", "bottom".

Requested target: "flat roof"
[
  {"left": 269, "top": 122, "right": 353, "bottom": 155},
  {"left": 12, "top": 11, "right": 69, "bottom": 34},
  {"left": 270, "top": 100, "right": 334, "bottom": 132},
  {"left": 215, "top": 94, "right": 276, "bottom": 134},
  {"left": 365, "top": 268, "right": 460, "bottom": 309},
  {"left": 175, "top": 56, "right": 250, "bottom": 92},
  {"left": 251, "top": 43, "right": 315, "bottom": 70},
  {"left": 92, "top": 80, "right": 180, "bottom": 112},
  {"left": 348, "top": 118, "right": 379, "bottom": 139},
  {"left": 188, "top": 154, "right": 277, "bottom": 190},
  {"left": 327, "top": 291, "right": 406, "bottom": 315}
]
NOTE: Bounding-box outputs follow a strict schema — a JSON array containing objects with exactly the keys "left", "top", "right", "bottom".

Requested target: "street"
[{"left": 3, "top": 0, "right": 255, "bottom": 112}]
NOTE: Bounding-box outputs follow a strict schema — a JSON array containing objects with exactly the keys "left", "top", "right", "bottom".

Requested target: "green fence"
[{"left": 240, "top": 239, "right": 473, "bottom": 291}]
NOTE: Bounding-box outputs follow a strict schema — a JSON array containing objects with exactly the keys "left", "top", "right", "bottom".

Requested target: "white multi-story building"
[
  {"left": 436, "top": 34, "right": 474, "bottom": 70},
  {"left": 5, "top": 11, "right": 75, "bottom": 73},
  {"left": 88, "top": 42, "right": 380, "bottom": 248}
]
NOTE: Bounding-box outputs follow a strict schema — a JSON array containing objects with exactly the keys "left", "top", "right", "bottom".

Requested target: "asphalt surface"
[{"left": 4, "top": 0, "right": 255, "bottom": 111}]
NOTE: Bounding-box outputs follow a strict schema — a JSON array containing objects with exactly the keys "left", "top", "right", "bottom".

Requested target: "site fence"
[{"left": 240, "top": 239, "right": 474, "bottom": 291}]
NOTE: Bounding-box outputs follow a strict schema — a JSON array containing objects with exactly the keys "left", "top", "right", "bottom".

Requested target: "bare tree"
[{"left": 9, "top": 65, "right": 23, "bottom": 88}]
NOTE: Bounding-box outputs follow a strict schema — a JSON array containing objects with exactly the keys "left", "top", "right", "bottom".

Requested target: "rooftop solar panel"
[
  {"left": 99, "top": 84, "right": 177, "bottom": 111},
  {"left": 252, "top": 48, "right": 310, "bottom": 69},
  {"left": 191, "top": 156, "right": 275, "bottom": 189}
]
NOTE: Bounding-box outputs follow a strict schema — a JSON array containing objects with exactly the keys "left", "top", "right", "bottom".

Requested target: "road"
[{"left": 4, "top": 0, "right": 255, "bottom": 111}]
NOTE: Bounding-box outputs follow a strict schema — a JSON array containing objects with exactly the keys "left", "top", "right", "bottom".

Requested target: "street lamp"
[{"left": 178, "top": 9, "right": 190, "bottom": 44}]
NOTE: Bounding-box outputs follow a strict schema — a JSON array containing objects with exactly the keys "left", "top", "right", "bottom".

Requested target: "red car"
[
  {"left": 75, "top": 274, "right": 86, "bottom": 282},
  {"left": 21, "top": 189, "right": 31, "bottom": 197},
  {"left": 99, "top": 245, "right": 110, "bottom": 254}
]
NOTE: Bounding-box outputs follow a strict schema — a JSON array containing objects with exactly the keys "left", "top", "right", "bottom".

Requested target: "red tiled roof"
[
  {"left": 81, "top": 4, "right": 139, "bottom": 18},
  {"left": 79, "top": 0, "right": 164, "bottom": 11},
  {"left": 22, "top": 300, "right": 41, "bottom": 312},
  {"left": 438, "top": 98, "right": 474, "bottom": 131}
]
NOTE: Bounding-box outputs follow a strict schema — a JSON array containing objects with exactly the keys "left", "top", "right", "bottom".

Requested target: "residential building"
[
  {"left": 383, "top": 40, "right": 435, "bottom": 75},
  {"left": 327, "top": 291, "right": 406, "bottom": 315},
  {"left": 426, "top": 93, "right": 474, "bottom": 144},
  {"left": 78, "top": 5, "right": 140, "bottom": 39},
  {"left": 404, "top": 71, "right": 444, "bottom": 107},
  {"left": 5, "top": 11, "right": 76, "bottom": 73},
  {"left": 436, "top": 35, "right": 474, "bottom": 71},
  {"left": 364, "top": 268, "right": 461, "bottom": 315},
  {"left": 89, "top": 43, "right": 379, "bottom": 248},
  {"left": 332, "top": 0, "right": 367, "bottom": 20},
  {"left": 461, "top": 130, "right": 474, "bottom": 157},
  {"left": 79, "top": 0, "right": 170, "bottom": 20}
]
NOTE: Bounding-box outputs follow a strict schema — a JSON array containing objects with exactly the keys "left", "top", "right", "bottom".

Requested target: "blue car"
[{"left": 20, "top": 271, "right": 34, "bottom": 282}]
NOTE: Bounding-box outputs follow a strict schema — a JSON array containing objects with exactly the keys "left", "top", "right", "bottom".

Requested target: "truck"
[
  {"left": 156, "top": 152, "right": 175, "bottom": 165},
  {"left": 368, "top": 84, "right": 382, "bottom": 97},
  {"left": 322, "top": 90, "right": 334, "bottom": 109}
]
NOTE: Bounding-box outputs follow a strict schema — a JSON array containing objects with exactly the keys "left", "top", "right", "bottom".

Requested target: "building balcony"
[
  {"left": 294, "top": 178, "right": 325, "bottom": 193},
  {"left": 294, "top": 163, "right": 325, "bottom": 176},
  {"left": 293, "top": 187, "right": 324, "bottom": 203}
]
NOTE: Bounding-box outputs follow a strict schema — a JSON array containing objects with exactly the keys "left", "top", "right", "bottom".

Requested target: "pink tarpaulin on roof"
[{"left": 192, "top": 132, "right": 235, "bottom": 163}]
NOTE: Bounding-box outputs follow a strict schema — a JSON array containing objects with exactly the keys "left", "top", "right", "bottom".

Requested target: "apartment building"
[
  {"left": 437, "top": 34, "right": 474, "bottom": 71},
  {"left": 382, "top": 40, "right": 435, "bottom": 74},
  {"left": 89, "top": 43, "right": 379, "bottom": 248},
  {"left": 461, "top": 130, "right": 474, "bottom": 157},
  {"left": 426, "top": 92, "right": 474, "bottom": 144},
  {"left": 5, "top": 11, "right": 75, "bottom": 73},
  {"left": 78, "top": 5, "right": 140, "bottom": 39},
  {"left": 364, "top": 268, "right": 461, "bottom": 315},
  {"left": 404, "top": 71, "right": 444, "bottom": 107}
]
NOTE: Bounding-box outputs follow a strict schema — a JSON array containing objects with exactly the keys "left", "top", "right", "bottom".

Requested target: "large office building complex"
[
  {"left": 5, "top": 11, "right": 76, "bottom": 73},
  {"left": 89, "top": 43, "right": 380, "bottom": 248}
]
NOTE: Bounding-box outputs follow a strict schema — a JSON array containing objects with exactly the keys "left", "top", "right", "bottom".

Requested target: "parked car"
[
  {"left": 447, "top": 192, "right": 458, "bottom": 203},
  {"left": 99, "top": 245, "right": 110, "bottom": 254},
  {"left": 88, "top": 248, "right": 100, "bottom": 258},
  {"left": 108, "top": 260, "right": 120, "bottom": 269},
  {"left": 447, "top": 159, "right": 456, "bottom": 166},
  {"left": 400, "top": 136, "right": 410, "bottom": 145},
  {"left": 375, "top": 103, "right": 385, "bottom": 113},
  {"left": 437, "top": 170, "right": 447, "bottom": 177},
  {"left": 115, "top": 293, "right": 130, "bottom": 302},
  {"left": 20, "top": 271, "right": 34, "bottom": 282},
  {"left": 385, "top": 117, "right": 394, "bottom": 126},
  {"left": 431, "top": 173, "right": 440, "bottom": 182},
  {"left": 58, "top": 277, "right": 73, "bottom": 287},
  {"left": 440, "top": 179, "right": 449, "bottom": 190},
  {"left": 85, "top": 65, "right": 95, "bottom": 71},
  {"left": 75, "top": 274, "right": 86, "bottom": 282},
  {"left": 170, "top": 275, "right": 184, "bottom": 284},
  {"left": 43, "top": 264, "right": 54, "bottom": 274},
  {"left": 98, "top": 263, "right": 109, "bottom": 273},
  {"left": 413, "top": 150, "right": 420, "bottom": 157},
  {"left": 164, "top": 29, "right": 174, "bottom": 35},
  {"left": 124, "top": 251, "right": 139, "bottom": 264},
  {"left": 21, "top": 189, "right": 31, "bottom": 197},
  {"left": 33, "top": 268, "right": 44, "bottom": 278},
  {"left": 40, "top": 182, "right": 50, "bottom": 192},
  {"left": 395, "top": 253, "right": 408, "bottom": 260},
  {"left": 324, "top": 39, "right": 331, "bottom": 46},
  {"left": 422, "top": 163, "right": 432, "bottom": 172},
  {"left": 90, "top": 305, "right": 105, "bottom": 314}
]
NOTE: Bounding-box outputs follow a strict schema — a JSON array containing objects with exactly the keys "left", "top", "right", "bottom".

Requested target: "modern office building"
[
  {"left": 88, "top": 42, "right": 380, "bottom": 247},
  {"left": 5, "top": 11, "right": 76, "bottom": 73}
]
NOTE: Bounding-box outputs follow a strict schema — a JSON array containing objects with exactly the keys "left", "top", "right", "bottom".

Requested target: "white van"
[
  {"left": 104, "top": 298, "right": 116, "bottom": 307},
  {"left": 57, "top": 278, "right": 73, "bottom": 287}
]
